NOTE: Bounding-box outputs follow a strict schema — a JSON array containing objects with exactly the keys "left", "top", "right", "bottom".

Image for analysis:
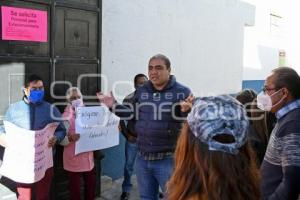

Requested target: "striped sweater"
[{"left": 261, "top": 101, "right": 300, "bottom": 200}]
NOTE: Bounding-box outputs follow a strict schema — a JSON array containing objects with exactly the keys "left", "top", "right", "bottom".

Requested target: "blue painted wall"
[
  {"left": 242, "top": 80, "right": 264, "bottom": 93},
  {"left": 101, "top": 133, "right": 126, "bottom": 180}
]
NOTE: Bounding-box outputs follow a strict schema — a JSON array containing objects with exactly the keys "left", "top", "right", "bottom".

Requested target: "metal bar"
[
  {"left": 50, "top": 0, "right": 55, "bottom": 89},
  {"left": 19, "top": 0, "right": 51, "bottom": 5},
  {"left": 54, "top": 58, "right": 98, "bottom": 64},
  {"left": 97, "top": 0, "right": 102, "bottom": 93},
  {"left": 0, "top": 56, "right": 51, "bottom": 62},
  {"left": 55, "top": 1, "right": 99, "bottom": 12}
]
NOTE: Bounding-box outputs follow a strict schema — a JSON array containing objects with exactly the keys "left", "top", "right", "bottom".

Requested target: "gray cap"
[{"left": 187, "top": 95, "right": 249, "bottom": 155}]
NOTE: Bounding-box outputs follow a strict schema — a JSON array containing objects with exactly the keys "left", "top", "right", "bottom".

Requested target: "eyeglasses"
[{"left": 262, "top": 87, "right": 278, "bottom": 93}]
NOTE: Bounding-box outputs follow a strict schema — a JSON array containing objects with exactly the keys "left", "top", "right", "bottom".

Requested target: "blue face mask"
[{"left": 28, "top": 90, "right": 44, "bottom": 103}]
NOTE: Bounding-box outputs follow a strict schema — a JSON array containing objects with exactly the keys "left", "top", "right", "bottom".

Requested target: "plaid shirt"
[
  {"left": 138, "top": 151, "right": 173, "bottom": 161},
  {"left": 276, "top": 99, "right": 300, "bottom": 120}
]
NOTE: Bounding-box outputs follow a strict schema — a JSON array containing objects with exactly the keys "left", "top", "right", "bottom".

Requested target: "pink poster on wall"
[{"left": 1, "top": 6, "right": 48, "bottom": 42}]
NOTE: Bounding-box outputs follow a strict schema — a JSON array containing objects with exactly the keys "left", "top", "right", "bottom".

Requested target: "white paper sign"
[
  {"left": 75, "top": 106, "right": 120, "bottom": 155},
  {"left": 0, "top": 121, "right": 58, "bottom": 183}
]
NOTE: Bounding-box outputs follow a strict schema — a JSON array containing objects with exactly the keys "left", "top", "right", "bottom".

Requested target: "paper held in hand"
[
  {"left": 0, "top": 122, "right": 58, "bottom": 183},
  {"left": 74, "top": 106, "right": 120, "bottom": 155}
]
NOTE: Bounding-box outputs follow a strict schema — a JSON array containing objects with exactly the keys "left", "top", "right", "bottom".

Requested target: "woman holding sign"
[{"left": 61, "top": 87, "right": 95, "bottom": 200}]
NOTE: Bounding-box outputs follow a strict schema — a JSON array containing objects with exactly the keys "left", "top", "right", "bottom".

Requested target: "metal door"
[{"left": 0, "top": 0, "right": 102, "bottom": 199}]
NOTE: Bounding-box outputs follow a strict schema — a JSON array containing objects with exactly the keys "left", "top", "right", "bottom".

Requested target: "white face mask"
[
  {"left": 257, "top": 89, "right": 284, "bottom": 111},
  {"left": 71, "top": 98, "right": 83, "bottom": 108}
]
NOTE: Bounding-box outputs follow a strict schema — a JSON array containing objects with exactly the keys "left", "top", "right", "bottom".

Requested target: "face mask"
[
  {"left": 257, "top": 89, "right": 284, "bottom": 111},
  {"left": 28, "top": 90, "right": 44, "bottom": 104},
  {"left": 71, "top": 99, "right": 83, "bottom": 108}
]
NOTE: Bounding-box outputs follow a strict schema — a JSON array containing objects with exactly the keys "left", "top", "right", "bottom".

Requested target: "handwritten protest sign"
[
  {"left": 75, "top": 106, "right": 120, "bottom": 155},
  {"left": 0, "top": 122, "right": 58, "bottom": 183}
]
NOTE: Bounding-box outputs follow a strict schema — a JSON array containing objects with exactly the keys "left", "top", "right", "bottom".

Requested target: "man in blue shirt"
[
  {"left": 0, "top": 74, "right": 66, "bottom": 200},
  {"left": 257, "top": 67, "right": 300, "bottom": 200}
]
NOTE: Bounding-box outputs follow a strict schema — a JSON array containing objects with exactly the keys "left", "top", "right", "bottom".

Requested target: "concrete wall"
[
  {"left": 243, "top": 0, "right": 300, "bottom": 82},
  {"left": 101, "top": 0, "right": 255, "bottom": 99}
]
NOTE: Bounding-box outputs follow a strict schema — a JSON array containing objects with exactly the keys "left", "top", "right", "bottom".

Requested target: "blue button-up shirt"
[
  {"left": 1, "top": 99, "right": 66, "bottom": 143},
  {"left": 276, "top": 99, "right": 300, "bottom": 120}
]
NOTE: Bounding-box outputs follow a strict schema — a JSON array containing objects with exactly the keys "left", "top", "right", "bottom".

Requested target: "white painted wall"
[
  {"left": 243, "top": 0, "right": 300, "bottom": 80},
  {"left": 101, "top": 0, "right": 255, "bottom": 100}
]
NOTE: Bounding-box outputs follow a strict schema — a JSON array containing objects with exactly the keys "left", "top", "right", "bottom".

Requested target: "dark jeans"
[{"left": 122, "top": 141, "right": 138, "bottom": 193}]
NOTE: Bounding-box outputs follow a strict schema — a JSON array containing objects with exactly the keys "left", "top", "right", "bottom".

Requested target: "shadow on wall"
[
  {"left": 242, "top": 44, "right": 281, "bottom": 93},
  {"left": 101, "top": 133, "right": 126, "bottom": 180},
  {"left": 244, "top": 45, "right": 279, "bottom": 84},
  {"left": 258, "top": 45, "right": 280, "bottom": 72}
]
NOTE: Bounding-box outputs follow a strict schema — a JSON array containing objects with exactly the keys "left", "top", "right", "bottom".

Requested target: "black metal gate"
[{"left": 0, "top": 0, "right": 102, "bottom": 199}]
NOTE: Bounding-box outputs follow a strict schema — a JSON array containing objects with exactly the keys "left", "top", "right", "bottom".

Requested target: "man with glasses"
[
  {"left": 0, "top": 74, "right": 66, "bottom": 200},
  {"left": 257, "top": 67, "right": 300, "bottom": 200}
]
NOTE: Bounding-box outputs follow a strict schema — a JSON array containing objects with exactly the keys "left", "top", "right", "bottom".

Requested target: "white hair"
[{"left": 66, "top": 87, "right": 82, "bottom": 101}]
